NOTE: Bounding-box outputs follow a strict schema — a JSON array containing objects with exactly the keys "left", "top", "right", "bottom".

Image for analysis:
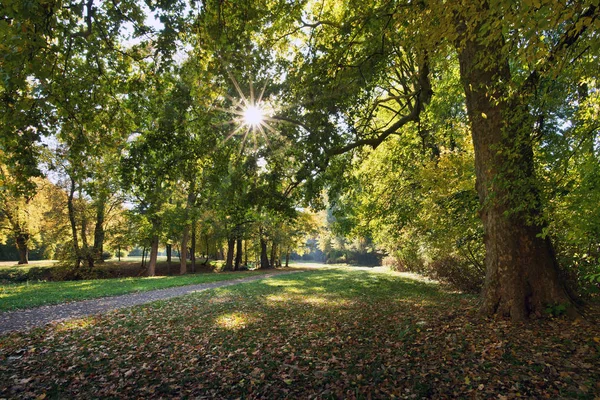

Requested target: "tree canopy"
[{"left": 1, "top": 0, "right": 599, "bottom": 320}]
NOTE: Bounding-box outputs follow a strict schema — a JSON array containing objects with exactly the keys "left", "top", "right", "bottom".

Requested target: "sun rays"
[{"left": 217, "top": 74, "right": 280, "bottom": 152}]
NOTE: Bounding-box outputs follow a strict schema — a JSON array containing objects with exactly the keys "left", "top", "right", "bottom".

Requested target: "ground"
[{"left": 1, "top": 267, "right": 599, "bottom": 399}]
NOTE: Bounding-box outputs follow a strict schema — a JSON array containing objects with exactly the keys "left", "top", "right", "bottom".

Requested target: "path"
[{"left": 0, "top": 270, "right": 301, "bottom": 335}]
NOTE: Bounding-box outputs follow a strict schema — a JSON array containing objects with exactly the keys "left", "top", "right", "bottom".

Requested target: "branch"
[
  {"left": 269, "top": 115, "right": 312, "bottom": 132},
  {"left": 519, "top": 4, "right": 599, "bottom": 94},
  {"left": 327, "top": 57, "right": 432, "bottom": 156}
]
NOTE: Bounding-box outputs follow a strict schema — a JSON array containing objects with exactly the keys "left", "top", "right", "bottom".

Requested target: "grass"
[
  {"left": 0, "top": 267, "right": 598, "bottom": 398},
  {"left": 0, "top": 269, "right": 274, "bottom": 312},
  {"left": 0, "top": 260, "right": 58, "bottom": 270}
]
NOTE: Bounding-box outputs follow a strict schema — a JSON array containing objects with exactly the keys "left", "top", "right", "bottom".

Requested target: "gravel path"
[{"left": 0, "top": 270, "right": 302, "bottom": 335}]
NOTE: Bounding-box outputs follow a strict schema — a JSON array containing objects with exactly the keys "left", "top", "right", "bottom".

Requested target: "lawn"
[
  {"left": 0, "top": 269, "right": 272, "bottom": 312},
  {"left": 1, "top": 267, "right": 598, "bottom": 398}
]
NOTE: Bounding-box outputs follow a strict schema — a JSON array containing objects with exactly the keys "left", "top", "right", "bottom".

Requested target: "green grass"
[
  {"left": 1, "top": 267, "right": 598, "bottom": 398},
  {"left": 0, "top": 269, "right": 273, "bottom": 312}
]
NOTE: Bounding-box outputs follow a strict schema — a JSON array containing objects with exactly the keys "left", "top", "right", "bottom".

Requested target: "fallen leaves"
[{"left": 0, "top": 268, "right": 598, "bottom": 399}]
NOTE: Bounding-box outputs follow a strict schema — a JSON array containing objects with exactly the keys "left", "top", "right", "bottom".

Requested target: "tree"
[{"left": 252, "top": 0, "right": 600, "bottom": 319}]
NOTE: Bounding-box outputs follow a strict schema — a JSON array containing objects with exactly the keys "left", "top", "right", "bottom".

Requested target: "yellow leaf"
[
  {"left": 465, "top": 376, "right": 471, "bottom": 385},
  {"left": 593, "top": 337, "right": 600, "bottom": 343},
  {"left": 481, "top": 112, "right": 487, "bottom": 119}
]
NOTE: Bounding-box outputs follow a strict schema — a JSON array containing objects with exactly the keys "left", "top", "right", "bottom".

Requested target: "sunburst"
[{"left": 217, "top": 74, "right": 279, "bottom": 151}]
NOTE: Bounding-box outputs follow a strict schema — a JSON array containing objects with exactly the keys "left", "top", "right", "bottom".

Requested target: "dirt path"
[{"left": 0, "top": 270, "right": 302, "bottom": 335}]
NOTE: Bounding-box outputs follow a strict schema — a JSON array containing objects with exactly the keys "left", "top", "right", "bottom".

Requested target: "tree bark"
[
  {"left": 225, "top": 237, "right": 235, "bottom": 270},
  {"left": 67, "top": 176, "right": 81, "bottom": 268},
  {"left": 244, "top": 239, "right": 248, "bottom": 266},
  {"left": 260, "top": 235, "right": 270, "bottom": 269},
  {"left": 180, "top": 225, "right": 189, "bottom": 275},
  {"left": 148, "top": 235, "right": 159, "bottom": 276},
  {"left": 456, "top": 18, "right": 575, "bottom": 320},
  {"left": 92, "top": 199, "right": 105, "bottom": 263},
  {"left": 235, "top": 238, "right": 243, "bottom": 270},
  {"left": 15, "top": 233, "right": 29, "bottom": 264}
]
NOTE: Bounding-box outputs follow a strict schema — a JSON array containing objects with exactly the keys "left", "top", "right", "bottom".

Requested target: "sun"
[
  {"left": 217, "top": 75, "right": 279, "bottom": 151},
  {"left": 243, "top": 105, "right": 264, "bottom": 127}
]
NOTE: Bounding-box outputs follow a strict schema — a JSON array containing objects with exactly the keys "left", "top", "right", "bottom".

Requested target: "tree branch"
[{"left": 519, "top": 4, "right": 599, "bottom": 95}]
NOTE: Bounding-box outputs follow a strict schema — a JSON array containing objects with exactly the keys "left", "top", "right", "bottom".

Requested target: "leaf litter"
[{"left": 0, "top": 268, "right": 598, "bottom": 399}]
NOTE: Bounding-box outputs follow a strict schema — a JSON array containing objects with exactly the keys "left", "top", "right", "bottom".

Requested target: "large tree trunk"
[
  {"left": 260, "top": 235, "right": 270, "bottom": 269},
  {"left": 225, "top": 237, "right": 235, "bottom": 271},
  {"left": 456, "top": 19, "right": 575, "bottom": 320},
  {"left": 180, "top": 226, "right": 189, "bottom": 275},
  {"left": 148, "top": 235, "right": 159, "bottom": 277},
  {"left": 234, "top": 238, "right": 243, "bottom": 270},
  {"left": 15, "top": 233, "right": 29, "bottom": 264}
]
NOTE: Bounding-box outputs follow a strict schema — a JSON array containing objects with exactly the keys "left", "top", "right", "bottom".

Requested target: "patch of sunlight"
[
  {"left": 281, "top": 287, "right": 306, "bottom": 294},
  {"left": 390, "top": 270, "right": 439, "bottom": 284},
  {"left": 262, "top": 280, "right": 304, "bottom": 287},
  {"left": 396, "top": 298, "right": 438, "bottom": 307},
  {"left": 266, "top": 294, "right": 289, "bottom": 303},
  {"left": 209, "top": 295, "right": 234, "bottom": 304},
  {"left": 299, "top": 296, "right": 354, "bottom": 307},
  {"left": 215, "top": 312, "right": 253, "bottom": 330},
  {"left": 301, "top": 296, "right": 328, "bottom": 305},
  {"left": 54, "top": 317, "right": 94, "bottom": 332}
]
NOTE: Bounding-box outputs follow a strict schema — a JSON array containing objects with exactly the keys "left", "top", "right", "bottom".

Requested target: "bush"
[
  {"left": 101, "top": 251, "right": 112, "bottom": 260},
  {"left": 427, "top": 256, "right": 484, "bottom": 293},
  {"left": 0, "top": 267, "right": 52, "bottom": 283}
]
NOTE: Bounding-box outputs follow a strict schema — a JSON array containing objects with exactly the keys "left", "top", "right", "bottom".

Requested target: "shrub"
[{"left": 426, "top": 256, "right": 484, "bottom": 293}]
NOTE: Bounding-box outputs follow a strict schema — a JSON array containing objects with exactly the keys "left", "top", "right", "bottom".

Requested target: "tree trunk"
[
  {"left": 15, "top": 233, "right": 29, "bottom": 264},
  {"left": 78, "top": 188, "right": 95, "bottom": 269},
  {"left": 235, "top": 238, "right": 243, "bottom": 270},
  {"left": 225, "top": 237, "right": 235, "bottom": 271},
  {"left": 148, "top": 235, "right": 159, "bottom": 276},
  {"left": 180, "top": 226, "right": 189, "bottom": 275},
  {"left": 260, "top": 235, "right": 270, "bottom": 269},
  {"left": 93, "top": 199, "right": 105, "bottom": 263},
  {"left": 456, "top": 19, "right": 575, "bottom": 320},
  {"left": 166, "top": 244, "right": 172, "bottom": 264},
  {"left": 244, "top": 239, "right": 248, "bottom": 266},
  {"left": 67, "top": 176, "right": 81, "bottom": 268}
]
